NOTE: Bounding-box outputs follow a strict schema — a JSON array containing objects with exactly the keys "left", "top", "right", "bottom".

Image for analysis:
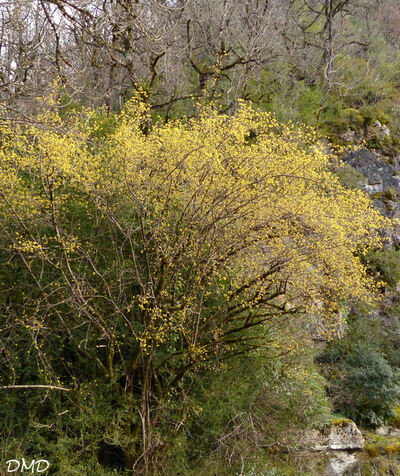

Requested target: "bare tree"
[{"left": 0, "top": 0, "right": 394, "bottom": 117}]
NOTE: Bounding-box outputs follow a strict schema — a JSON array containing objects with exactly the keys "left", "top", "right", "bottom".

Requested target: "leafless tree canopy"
[{"left": 0, "top": 0, "right": 390, "bottom": 116}]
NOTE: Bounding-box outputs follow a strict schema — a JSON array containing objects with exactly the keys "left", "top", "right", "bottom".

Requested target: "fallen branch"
[{"left": 0, "top": 385, "right": 72, "bottom": 392}]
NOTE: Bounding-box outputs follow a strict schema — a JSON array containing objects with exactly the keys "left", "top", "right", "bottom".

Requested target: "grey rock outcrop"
[
  {"left": 302, "top": 421, "right": 364, "bottom": 475},
  {"left": 328, "top": 420, "right": 364, "bottom": 450},
  {"left": 324, "top": 451, "right": 358, "bottom": 476},
  {"left": 322, "top": 421, "right": 364, "bottom": 476},
  {"left": 376, "top": 425, "right": 400, "bottom": 437},
  {"left": 344, "top": 149, "right": 400, "bottom": 199},
  {"left": 343, "top": 149, "right": 400, "bottom": 245}
]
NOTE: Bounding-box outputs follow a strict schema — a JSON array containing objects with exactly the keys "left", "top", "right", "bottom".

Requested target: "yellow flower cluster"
[{"left": 0, "top": 94, "right": 390, "bottom": 359}]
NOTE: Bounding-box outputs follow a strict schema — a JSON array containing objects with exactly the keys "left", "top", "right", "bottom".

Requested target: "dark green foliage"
[
  {"left": 318, "top": 312, "right": 400, "bottom": 428},
  {"left": 339, "top": 345, "right": 399, "bottom": 427},
  {"left": 0, "top": 380, "right": 134, "bottom": 475},
  {"left": 367, "top": 247, "right": 400, "bottom": 288}
]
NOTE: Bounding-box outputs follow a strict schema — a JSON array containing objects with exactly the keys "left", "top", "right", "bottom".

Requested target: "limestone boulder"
[
  {"left": 328, "top": 420, "right": 364, "bottom": 451},
  {"left": 324, "top": 451, "right": 358, "bottom": 476}
]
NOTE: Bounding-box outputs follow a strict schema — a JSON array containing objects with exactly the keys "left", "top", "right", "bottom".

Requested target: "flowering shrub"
[{"left": 0, "top": 96, "right": 387, "bottom": 470}]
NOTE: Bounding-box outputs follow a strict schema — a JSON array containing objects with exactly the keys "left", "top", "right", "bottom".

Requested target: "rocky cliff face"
[{"left": 343, "top": 149, "right": 400, "bottom": 246}]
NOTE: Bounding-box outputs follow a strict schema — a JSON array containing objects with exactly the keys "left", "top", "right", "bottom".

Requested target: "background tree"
[{"left": 0, "top": 0, "right": 393, "bottom": 124}]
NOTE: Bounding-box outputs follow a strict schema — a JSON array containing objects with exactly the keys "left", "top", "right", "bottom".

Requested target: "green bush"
[
  {"left": 367, "top": 247, "right": 400, "bottom": 288},
  {"left": 341, "top": 345, "right": 400, "bottom": 426},
  {"left": 319, "top": 342, "right": 400, "bottom": 427}
]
